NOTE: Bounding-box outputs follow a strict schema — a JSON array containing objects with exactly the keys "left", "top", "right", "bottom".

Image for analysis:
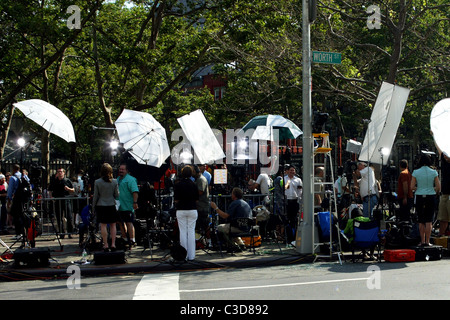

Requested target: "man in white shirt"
[
  {"left": 355, "top": 162, "right": 378, "bottom": 217},
  {"left": 198, "top": 164, "right": 211, "bottom": 185},
  {"left": 284, "top": 165, "right": 302, "bottom": 242},
  {"left": 248, "top": 172, "right": 271, "bottom": 195}
]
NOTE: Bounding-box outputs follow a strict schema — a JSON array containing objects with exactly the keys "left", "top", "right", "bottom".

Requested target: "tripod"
[
  {"left": 38, "top": 203, "right": 64, "bottom": 251},
  {"left": 196, "top": 210, "right": 224, "bottom": 256},
  {"left": 5, "top": 201, "right": 33, "bottom": 252},
  {"left": 76, "top": 204, "right": 100, "bottom": 253},
  {"left": 79, "top": 219, "right": 102, "bottom": 254},
  {"left": 142, "top": 209, "right": 176, "bottom": 260}
]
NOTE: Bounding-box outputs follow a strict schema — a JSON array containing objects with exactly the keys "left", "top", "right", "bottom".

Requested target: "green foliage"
[{"left": 0, "top": 0, "right": 449, "bottom": 166}]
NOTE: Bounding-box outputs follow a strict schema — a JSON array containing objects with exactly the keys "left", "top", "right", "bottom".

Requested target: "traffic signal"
[{"left": 309, "top": 0, "right": 317, "bottom": 23}]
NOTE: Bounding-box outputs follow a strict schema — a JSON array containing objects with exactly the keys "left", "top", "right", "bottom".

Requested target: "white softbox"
[
  {"left": 346, "top": 139, "right": 362, "bottom": 154},
  {"left": 359, "top": 82, "right": 410, "bottom": 165},
  {"left": 177, "top": 109, "right": 225, "bottom": 164}
]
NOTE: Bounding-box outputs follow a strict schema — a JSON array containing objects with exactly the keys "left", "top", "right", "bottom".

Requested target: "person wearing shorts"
[
  {"left": 117, "top": 163, "right": 139, "bottom": 247},
  {"left": 411, "top": 153, "right": 441, "bottom": 246},
  {"left": 93, "top": 163, "right": 119, "bottom": 251}
]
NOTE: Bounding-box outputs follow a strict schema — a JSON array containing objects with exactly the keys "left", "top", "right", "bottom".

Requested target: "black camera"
[{"left": 345, "top": 160, "right": 357, "bottom": 176}]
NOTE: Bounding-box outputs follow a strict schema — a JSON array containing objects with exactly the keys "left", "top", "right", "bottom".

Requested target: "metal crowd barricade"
[
  {"left": 32, "top": 195, "right": 90, "bottom": 237},
  {"left": 211, "top": 193, "right": 269, "bottom": 212},
  {"left": 143, "top": 192, "right": 268, "bottom": 229}
]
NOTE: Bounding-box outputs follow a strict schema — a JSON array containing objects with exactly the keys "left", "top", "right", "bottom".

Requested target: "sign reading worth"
[{"left": 312, "top": 51, "right": 342, "bottom": 64}]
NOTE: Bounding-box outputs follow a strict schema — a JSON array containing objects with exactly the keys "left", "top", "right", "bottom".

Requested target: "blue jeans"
[{"left": 363, "top": 195, "right": 378, "bottom": 218}]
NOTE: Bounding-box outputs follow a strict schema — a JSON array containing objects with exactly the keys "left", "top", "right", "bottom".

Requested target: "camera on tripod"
[
  {"left": 344, "top": 160, "right": 357, "bottom": 177},
  {"left": 381, "top": 163, "right": 397, "bottom": 193}
]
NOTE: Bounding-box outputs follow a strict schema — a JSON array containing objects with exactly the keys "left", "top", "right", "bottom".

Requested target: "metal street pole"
[{"left": 297, "top": 0, "right": 314, "bottom": 254}]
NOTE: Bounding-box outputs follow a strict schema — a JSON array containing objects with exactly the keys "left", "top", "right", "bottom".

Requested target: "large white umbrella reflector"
[
  {"left": 114, "top": 109, "right": 170, "bottom": 168},
  {"left": 13, "top": 99, "right": 76, "bottom": 143},
  {"left": 431, "top": 98, "right": 450, "bottom": 156}
]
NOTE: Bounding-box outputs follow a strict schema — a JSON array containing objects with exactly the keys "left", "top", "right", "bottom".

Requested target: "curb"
[{"left": 0, "top": 253, "right": 313, "bottom": 282}]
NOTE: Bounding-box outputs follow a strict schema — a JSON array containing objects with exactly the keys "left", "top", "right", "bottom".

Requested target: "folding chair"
[
  {"left": 229, "top": 217, "right": 259, "bottom": 254},
  {"left": 351, "top": 219, "right": 382, "bottom": 262}
]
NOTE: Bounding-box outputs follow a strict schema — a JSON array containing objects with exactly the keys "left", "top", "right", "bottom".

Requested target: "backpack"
[{"left": 15, "top": 176, "right": 32, "bottom": 201}]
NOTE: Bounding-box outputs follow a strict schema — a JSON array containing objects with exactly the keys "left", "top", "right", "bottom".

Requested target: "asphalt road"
[{"left": 1, "top": 260, "right": 449, "bottom": 304}]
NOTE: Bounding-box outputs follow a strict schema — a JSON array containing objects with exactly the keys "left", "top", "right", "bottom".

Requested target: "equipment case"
[
  {"left": 383, "top": 249, "right": 415, "bottom": 262},
  {"left": 433, "top": 236, "right": 449, "bottom": 249},
  {"left": 94, "top": 250, "right": 126, "bottom": 265},
  {"left": 411, "top": 245, "right": 443, "bottom": 261},
  {"left": 13, "top": 247, "right": 51, "bottom": 268}
]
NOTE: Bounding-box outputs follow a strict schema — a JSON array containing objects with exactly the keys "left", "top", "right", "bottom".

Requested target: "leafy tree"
[
  {"left": 1, "top": 0, "right": 448, "bottom": 174},
  {"left": 313, "top": 0, "right": 450, "bottom": 150}
]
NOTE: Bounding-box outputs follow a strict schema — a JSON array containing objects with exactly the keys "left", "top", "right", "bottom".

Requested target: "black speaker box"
[
  {"left": 13, "top": 248, "right": 51, "bottom": 268},
  {"left": 93, "top": 250, "right": 126, "bottom": 265}
]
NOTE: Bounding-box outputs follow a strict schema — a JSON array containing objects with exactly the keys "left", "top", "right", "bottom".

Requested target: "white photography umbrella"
[
  {"left": 13, "top": 99, "right": 76, "bottom": 143},
  {"left": 431, "top": 98, "right": 450, "bottom": 156},
  {"left": 114, "top": 109, "right": 170, "bottom": 168}
]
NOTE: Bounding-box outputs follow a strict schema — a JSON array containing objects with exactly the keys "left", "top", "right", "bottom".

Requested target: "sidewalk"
[{"left": 0, "top": 232, "right": 314, "bottom": 281}]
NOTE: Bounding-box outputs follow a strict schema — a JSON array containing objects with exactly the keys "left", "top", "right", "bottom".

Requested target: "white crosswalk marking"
[{"left": 133, "top": 273, "right": 180, "bottom": 300}]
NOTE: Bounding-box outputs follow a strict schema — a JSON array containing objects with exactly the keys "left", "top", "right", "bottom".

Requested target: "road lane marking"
[
  {"left": 179, "top": 277, "right": 370, "bottom": 293},
  {"left": 133, "top": 273, "right": 180, "bottom": 300}
]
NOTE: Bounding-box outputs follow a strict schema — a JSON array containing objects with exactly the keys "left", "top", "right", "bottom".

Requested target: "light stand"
[
  {"left": 379, "top": 148, "right": 396, "bottom": 221},
  {"left": 364, "top": 119, "right": 372, "bottom": 218},
  {"left": 378, "top": 148, "right": 386, "bottom": 221}
]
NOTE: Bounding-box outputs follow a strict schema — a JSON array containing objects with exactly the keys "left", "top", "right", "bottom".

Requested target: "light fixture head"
[
  {"left": 380, "top": 147, "right": 390, "bottom": 156},
  {"left": 110, "top": 140, "right": 119, "bottom": 150},
  {"left": 17, "top": 137, "right": 26, "bottom": 147}
]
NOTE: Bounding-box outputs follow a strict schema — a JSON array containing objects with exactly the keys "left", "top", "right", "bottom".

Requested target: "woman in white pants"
[{"left": 173, "top": 166, "right": 199, "bottom": 261}]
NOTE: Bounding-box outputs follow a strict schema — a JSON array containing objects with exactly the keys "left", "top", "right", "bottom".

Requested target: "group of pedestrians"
[
  {"left": 0, "top": 164, "right": 75, "bottom": 241},
  {"left": 348, "top": 131, "right": 450, "bottom": 247}
]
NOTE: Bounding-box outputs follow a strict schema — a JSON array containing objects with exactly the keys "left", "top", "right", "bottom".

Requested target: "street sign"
[{"left": 312, "top": 51, "right": 342, "bottom": 64}]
